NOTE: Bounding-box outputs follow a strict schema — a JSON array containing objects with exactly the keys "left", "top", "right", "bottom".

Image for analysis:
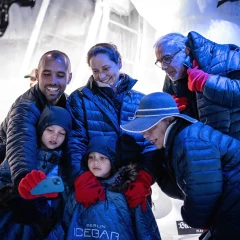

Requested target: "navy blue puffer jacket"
[
  {"left": 66, "top": 74, "right": 156, "bottom": 184},
  {"left": 186, "top": 31, "right": 240, "bottom": 140},
  {"left": 0, "top": 149, "right": 66, "bottom": 240},
  {"left": 164, "top": 118, "right": 240, "bottom": 239}
]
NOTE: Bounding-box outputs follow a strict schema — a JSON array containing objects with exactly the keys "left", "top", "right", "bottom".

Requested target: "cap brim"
[
  {"left": 121, "top": 114, "right": 197, "bottom": 133},
  {"left": 24, "top": 75, "right": 31, "bottom": 78}
]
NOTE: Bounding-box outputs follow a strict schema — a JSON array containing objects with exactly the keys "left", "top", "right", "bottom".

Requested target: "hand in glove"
[
  {"left": 172, "top": 94, "right": 188, "bottom": 112},
  {"left": 187, "top": 60, "right": 210, "bottom": 92},
  {"left": 74, "top": 171, "right": 105, "bottom": 208},
  {"left": 124, "top": 170, "right": 152, "bottom": 212},
  {"left": 18, "top": 170, "right": 58, "bottom": 200}
]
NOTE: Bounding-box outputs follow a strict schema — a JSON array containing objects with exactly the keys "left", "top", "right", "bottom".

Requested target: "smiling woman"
[
  {"left": 65, "top": 42, "right": 160, "bottom": 235},
  {"left": 64, "top": 42, "right": 161, "bottom": 239},
  {"left": 66, "top": 42, "right": 158, "bottom": 185},
  {"left": 66, "top": 43, "right": 158, "bottom": 190},
  {"left": 87, "top": 43, "right": 122, "bottom": 90}
]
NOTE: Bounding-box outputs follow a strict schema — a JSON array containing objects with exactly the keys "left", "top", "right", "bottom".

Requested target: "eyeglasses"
[{"left": 155, "top": 49, "right": 182, "bottom": 68}]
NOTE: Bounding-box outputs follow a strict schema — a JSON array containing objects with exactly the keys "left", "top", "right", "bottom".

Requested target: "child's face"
[
  {"left": 41, "top": 125, "right": 66, "bottom": 150},
  {"left": 88, "top": 152, "right": 111, "bottom": 179}
]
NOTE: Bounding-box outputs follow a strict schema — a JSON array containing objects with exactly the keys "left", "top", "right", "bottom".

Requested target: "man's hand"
[
  {"left": 74, "top": 171, "right": 105, "bottom": 208},
  {"left": 187, "top": 65, "right": 210, "bottom": 92},
  {"left": 124, "top": 170, "right": 152, "bottom": 212},
  {"left": 172, "top": 95, "right": 188, "bottom": 112},
  {"left": 18, "top": 170, "right": 58, "bottom": 200}
]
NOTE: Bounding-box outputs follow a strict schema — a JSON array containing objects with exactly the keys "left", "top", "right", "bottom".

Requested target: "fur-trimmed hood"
[{"left": 100, "top": 163, "right": 138, "bottom": 192}]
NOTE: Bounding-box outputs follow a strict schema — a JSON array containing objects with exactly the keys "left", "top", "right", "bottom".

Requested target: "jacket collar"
[
  {"left": 164, "top": 118, "right": 192, "bottom": 155},
  {"left": 32, "top": 84, "right": 67, "bottom": 111},
  {"left": 86, "top": 73, "right": 137, "bottom": 94},
  {"left": 100, "top": 163, "right": 138, "bottom": 192}
]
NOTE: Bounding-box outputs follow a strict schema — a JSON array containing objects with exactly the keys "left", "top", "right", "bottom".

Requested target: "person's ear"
[
  {"left": 67, "top": 72, "right": 72, "bottom": 84},
  {"left": 118, "top": 57, "right": 122, "bottom": 69},
  {"left": 185, "top": 47, "right": 191, "bottom": 56}
]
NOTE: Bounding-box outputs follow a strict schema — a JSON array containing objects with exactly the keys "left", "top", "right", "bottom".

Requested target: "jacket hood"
[
  {"left": 85, "top": 73, "right": 138, "bottom": 93},
  {"left": 37, "top": 105, "right": 72, "bottom": 138},
  {"left": 186, "top": 31, "right": 240, "bottom": 76},
  {"left": 85, "top": 136, "right": 118, "bottom": 174}
]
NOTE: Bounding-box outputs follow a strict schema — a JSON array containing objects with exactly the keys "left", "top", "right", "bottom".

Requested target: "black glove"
[{"left": 0, "top": 184, "right": 19, "bottom": 209}]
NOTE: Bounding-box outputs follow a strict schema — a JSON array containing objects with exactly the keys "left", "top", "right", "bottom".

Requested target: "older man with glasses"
[{"left": 154, "top": 31, "right": 240, "bottom": 140}]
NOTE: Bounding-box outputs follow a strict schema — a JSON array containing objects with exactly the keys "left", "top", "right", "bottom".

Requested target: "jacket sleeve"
[
  {"left": 6, "top": 102, "right": 40, "bottom": 186},
  {"left": 175, "top": 139, "right": 223, "bottom": 228},
  {"left": 139, "top": 139, "right": 159, "bottom": 183},
  {"left": 156, "top": 150, "right": 184, "bottom": 200},
  {"left": 203, "top": 70, "right": 240, "bottom": 108},
  {"left": 133, "top": 203, "right": 162, "bottom": 239},
  {"left": 66, "top": 91, "right": 89, "bottom": 186}
]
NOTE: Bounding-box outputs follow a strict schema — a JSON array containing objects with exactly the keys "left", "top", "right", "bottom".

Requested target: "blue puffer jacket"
[
  {"left": 186, "top": 31, "right": 240, "bottom": 140},
  {"left": 164, "top": 118, "right": 240, "bottom": 239},
  {"left": 0, "top": 148, "right": 65, "bottom": 240},
  {"left": 0, "top": 84, "right": 67, "bottom": 186},
  {"left": 66, "top": 74, "right": 156, "bottom": 184},
  {"left": 0, "top": 148, "right": 62, "bottom": 186},
  {"left": 64, "top": 164, "right": 161, "bottom": 240}
]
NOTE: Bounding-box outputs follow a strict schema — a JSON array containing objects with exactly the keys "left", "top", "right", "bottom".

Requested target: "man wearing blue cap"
[{"left": 121, "top": 92, "right": 240, "bottom": 240}]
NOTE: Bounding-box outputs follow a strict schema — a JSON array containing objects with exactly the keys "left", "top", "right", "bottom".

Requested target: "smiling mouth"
[
  {"left": 99, "top": 79, "right": 109, "bottom": 84},
  {"left": 46, "top": 86, "right": 59, "bottom": 92}
]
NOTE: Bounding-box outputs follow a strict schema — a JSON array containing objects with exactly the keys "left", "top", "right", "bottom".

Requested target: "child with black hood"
[
  {"left": 0, "top": 105, "right": 72, "bottom": 240},
  {"left": 64, "top": 135, "right": 161, "bottom": 240}
]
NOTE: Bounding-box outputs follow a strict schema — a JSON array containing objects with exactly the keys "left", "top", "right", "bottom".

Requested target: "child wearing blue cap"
[
  {"left": 0, "top": 105, "right": 72, "bottom": 240},
  {"left": 64, "top": 135, "right": 161, "bottom": 240}
]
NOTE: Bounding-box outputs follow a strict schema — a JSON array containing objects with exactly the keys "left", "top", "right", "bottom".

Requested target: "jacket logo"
[{"left": 74, "top": 227, "right": 119, "bottom": 239}]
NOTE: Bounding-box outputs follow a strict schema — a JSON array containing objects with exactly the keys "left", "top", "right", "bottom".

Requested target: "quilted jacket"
[
  {"left": 186, "top": 31, "right": 240, "bottom": 140},
  {"left": 64, "top": 164, "right": 161, "bottom": 240},
  {"left": 66, "top": 74, "right": 157, "bottom": 185},
  {"left": 0, "top": 148, "right": 66, "bottom": 240},
  {"left": 164, "top": 118, "right": 240, "bottom": 239}
]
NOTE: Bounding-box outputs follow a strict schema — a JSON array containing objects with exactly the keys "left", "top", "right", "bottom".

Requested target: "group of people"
[{"left": 0, "top": 30, "right": 239, "bottom": 240}]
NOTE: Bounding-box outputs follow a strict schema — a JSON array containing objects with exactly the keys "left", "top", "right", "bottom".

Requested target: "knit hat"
[
  {"left": 37, "top": 106, "right": 72, "bottom": 137},
  {"left": 121, "top": 92, "right": 197, "bottom": 133},
  {"left": 86, "top": 136, "right": 118, "bottom": 174}
]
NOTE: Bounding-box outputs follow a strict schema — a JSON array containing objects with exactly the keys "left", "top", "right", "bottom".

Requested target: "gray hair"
[{"left": 154, "top": 33, "right": 187, "bottom": 51}]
